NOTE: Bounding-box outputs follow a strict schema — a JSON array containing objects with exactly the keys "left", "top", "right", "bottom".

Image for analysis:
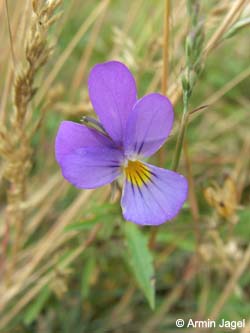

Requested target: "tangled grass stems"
[
  {"left": 71, "top": 3, "right": 109, "bottom": 96},
  {"left": 0, "top": 223, "right": 102, "bottom": 330},
  {"left": 0, "top": 0, "right": 62, "bottom": 281},
  {"left": 0, "top": 189, "right": 94, "bottom": 306},
  {"left": 172, "top": 0, "right": 248, "bottom": 171},
  {"left": 35, "top": 0, "right": 110, "bottom": 108},
  {"left": 0, "top": 187, "right": 110, "bottom": 329}
]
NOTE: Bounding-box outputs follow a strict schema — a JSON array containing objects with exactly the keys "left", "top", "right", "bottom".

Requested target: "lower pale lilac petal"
[
  {"left": 121, "top": 163, "right": 188, "bottom": 225},
  {"left": 124, "top": 93, "right": 174, "bottom": 158},
  {"left": 55, "top": 121, "right": 114, "bottom": 164},
  {"left": 60, "top": 147, "right": 123, "bottom": 189}
]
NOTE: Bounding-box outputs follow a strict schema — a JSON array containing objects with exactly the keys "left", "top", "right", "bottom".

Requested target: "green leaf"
[
  {"left": 81, "top": 256, "right": 96, "bottom": 299},
  {"left": 23, "top": 285, "right": 51, "bottom": 325},
  {"left": 235, "top": 209, "right": 250, "bottom": 239},
  {"left": 223, "top": 17, "right": 250, "bottom": 39},
  {"left": 64, "top": 219, "right": 99, "bottom": 232},
  {"left": 124, "top": 223, "right": 155, "bottom": 309}
]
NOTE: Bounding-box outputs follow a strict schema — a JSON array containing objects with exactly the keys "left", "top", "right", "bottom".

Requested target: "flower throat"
[{"left": 124, "top": 160, "right": 151, "bottom": 187}]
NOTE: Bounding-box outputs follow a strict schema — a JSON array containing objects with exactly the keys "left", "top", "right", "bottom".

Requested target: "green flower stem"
[{"left": 171, "top": 92, "right": 189, "bottom": 171}]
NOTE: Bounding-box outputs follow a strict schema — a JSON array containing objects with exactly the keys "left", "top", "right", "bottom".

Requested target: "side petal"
[
  {"left": 60, "top": 147, "right": 123, "bottom": 189},
  {"left": 55, "top": 120, "right": 115, "bottom": 164},
  {"left": 121, "top": 163, "right": 188, "bottom": 225},
  {"left": 88, "top": 61, "right": 137, "bottom": 145},
  {"left": 124, "top": 93, "right": 174, "bottom": 158}
]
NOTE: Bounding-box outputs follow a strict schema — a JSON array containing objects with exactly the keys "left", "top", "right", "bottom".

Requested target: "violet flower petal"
[
  {"left": 88, "top": 61, "right": 137, "bottom": 145},
  {"left": 59, "top": 146, "right": 123, "bottom": 189},
  {"left": 124, "top": 93, "right": 174, "bottom": 158},
  {"left": 121, "top": 162, "right": 188, "bottom": 225},
  {"left": 55, "top": 120, "right": 115, "bottom": 164},
  {"left": 55, "top": 121, "right": 123, "bottom": 189}
]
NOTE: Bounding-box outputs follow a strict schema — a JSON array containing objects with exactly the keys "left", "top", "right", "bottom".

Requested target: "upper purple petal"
[
  {"left": 124, "top": 93, "right": 174, "bottom": 158},
  {"left": 121, "top": 162, "right": 188, "bottom": 225},
  {"left": 55, "top": 121, "right": 123, "bottom": 189},
  {"left": 88, "top": 61, "right": 137, "bottom": 145}
]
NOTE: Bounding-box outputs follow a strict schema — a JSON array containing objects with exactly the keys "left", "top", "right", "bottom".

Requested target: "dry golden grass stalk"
[
  {"left": 204, "top": 0, "right": 248, "bottom": 54},
  {"left": 35, "top": 0, "right": 110, "bottom": 106},
  {"left": 0, "top": 0, "right": 62, "bottom": 278},
  {"left": 0, "top": 1, "right": 113, "bottom": 323},
  {"left": 0, "top": 6, "right": 20, "bottom": 123},
  {"left": 71, "top": 4, "right": 109, "bottom": 94}
]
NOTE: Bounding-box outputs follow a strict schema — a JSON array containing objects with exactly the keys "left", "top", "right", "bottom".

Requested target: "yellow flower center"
[{"left": 124, "top": 160, "right": 151, "bottom": 187}]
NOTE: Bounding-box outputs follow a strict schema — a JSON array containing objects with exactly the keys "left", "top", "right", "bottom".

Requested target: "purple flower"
[{"left": 55, "top": 61, "right": 188, "bottom": 225}]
